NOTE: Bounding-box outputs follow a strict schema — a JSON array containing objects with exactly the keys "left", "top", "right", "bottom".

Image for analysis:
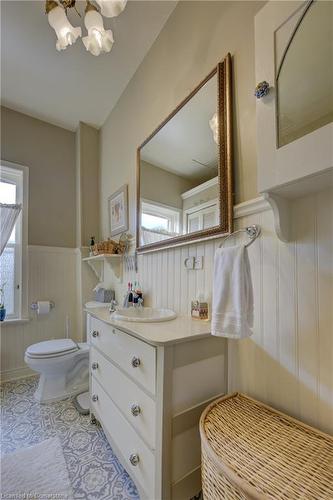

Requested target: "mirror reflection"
[
  {"left": 277, "top": 0, "right": 333, "bottom": 147},
  {"left": 139, "top": 74, "right": 219, "bottom": 247}
]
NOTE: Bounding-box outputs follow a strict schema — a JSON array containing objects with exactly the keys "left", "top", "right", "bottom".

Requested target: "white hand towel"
[{"left": 211, "top": 245, "right": 253, "bottom": 339}]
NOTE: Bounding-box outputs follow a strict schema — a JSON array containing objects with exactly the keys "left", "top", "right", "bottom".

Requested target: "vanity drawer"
[
  {"left": 91, "top": 347, "right": 156, "bottom": 450},
  {"left": 91, "top": 377, "right": 155, "bottom": 498},
  {"left": 89, "top": 316, "right": 156, "bottom": 395}
]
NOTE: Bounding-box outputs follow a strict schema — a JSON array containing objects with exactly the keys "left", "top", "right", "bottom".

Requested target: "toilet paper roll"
[{"left": 37, "top": 301, "right": 51, "bottom": 315}]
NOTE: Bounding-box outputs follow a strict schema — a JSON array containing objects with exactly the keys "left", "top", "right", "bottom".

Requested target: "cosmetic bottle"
[{"left": 191, "top": 294, "right": 209, "bottom": 320}]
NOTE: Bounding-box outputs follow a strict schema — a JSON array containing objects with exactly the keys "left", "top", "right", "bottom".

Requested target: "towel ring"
[{"left": 219, "top": 225, "right": 261, "bottom": 249}]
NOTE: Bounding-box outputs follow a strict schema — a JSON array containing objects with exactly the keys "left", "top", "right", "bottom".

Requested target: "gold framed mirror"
[{"left": 136, "top": 53, "right": 233, "bottom": 252}]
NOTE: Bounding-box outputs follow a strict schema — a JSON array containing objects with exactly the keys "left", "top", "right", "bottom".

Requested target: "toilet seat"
[{"left": 26, "top": 339, "right": 79, "bottom": 359}]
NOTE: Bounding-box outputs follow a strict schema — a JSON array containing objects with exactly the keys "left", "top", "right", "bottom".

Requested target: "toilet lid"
[{"left": 26, "top": 339, "right": 79, "bottom": 357}]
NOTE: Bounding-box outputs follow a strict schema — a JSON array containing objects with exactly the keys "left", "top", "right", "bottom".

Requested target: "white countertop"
[{"left": 85, "top": 307, "right": 212, "bottom": 346}]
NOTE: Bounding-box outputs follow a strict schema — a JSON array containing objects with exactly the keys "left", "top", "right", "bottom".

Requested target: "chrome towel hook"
[{"left": 219, "top": 224, "right": 261, "bottom": 249}]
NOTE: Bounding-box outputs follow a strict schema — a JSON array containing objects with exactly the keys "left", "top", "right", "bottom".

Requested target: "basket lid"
[{"left": 200, "top": 393, "right": 333, "bottom": 499}]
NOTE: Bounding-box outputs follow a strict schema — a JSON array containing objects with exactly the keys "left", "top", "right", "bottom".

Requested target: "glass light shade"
[
  {"left": 48, "top": 5, "right": 82, "bottom": 51},
  {"left": 209, "top": 112, "right": 219, "bottom": 144},
  {"left": 95, "top": 0, "right": 127, "bottom": 18},
  {"left": 82, "top": 10, "right": 114, "bottom": 56}
]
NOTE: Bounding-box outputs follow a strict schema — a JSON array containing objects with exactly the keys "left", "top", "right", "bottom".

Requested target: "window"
[
  {"left": 0, "top": 163, "right": 28, "bottom": 320},
  {"left": 141, "top": 201, "right": 180, "bottom": 234},
  {"left": 184, "top": 199, "right": 219, "bottom": 233}
]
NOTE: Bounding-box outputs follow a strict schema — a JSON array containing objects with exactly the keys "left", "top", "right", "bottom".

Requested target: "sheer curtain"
[
  {"left": 140, "top": 227, "right": 179, "bottom": 245},
  {"left": 0, "top": 203, "right": 22, "bottom": 256}
]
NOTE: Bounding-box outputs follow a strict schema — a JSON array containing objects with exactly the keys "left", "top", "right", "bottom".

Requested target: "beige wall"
[
  {"left": 141, "top": 160, "right": 193, "bottom": 209},
  {"left": 1, "top": 106, "right": 76, "bottom": 247},
  {"left": 76, "top": 122, "right": 100, "bottom": 248},
  {"left": 100, "top": 1, "right": 264, "bottom": 239}
]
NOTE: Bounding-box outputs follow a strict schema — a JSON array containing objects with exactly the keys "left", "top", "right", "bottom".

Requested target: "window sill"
[{"left": 0, "top": 317, "right": 30, "bottom": 327}]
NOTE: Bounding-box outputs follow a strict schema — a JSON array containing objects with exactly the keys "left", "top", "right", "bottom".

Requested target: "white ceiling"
[
  {"left": 1, "top": 0, "right": 177, "bottom": 130},
  {"left": 141, "top": 74, "right": 218, "bottom": 182}
]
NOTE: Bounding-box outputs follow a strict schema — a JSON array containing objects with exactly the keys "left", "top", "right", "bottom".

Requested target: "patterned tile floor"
[{"left": 0, "top": 376, "right": 139, "bottom": 500}]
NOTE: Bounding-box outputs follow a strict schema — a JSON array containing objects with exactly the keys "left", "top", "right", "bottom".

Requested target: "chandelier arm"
[
  {"left": 60, "top": 0, "right": 77, "bottom": 10},
  {"left": 45, "top": 0, "right": 58, "bottom": 15},
  {"left": 74, "top": 5, "right": 82, "bottom": 17},
  {"left": 85, "top": 0, "right": 98, "bottom": 13}
]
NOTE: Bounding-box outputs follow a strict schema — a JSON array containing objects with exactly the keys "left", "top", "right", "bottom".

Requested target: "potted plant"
[{"left": 0, "top": 282, "right": 7, "bottom": 321}]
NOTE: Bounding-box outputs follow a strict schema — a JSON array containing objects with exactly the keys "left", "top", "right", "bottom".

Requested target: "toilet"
[{"left": 25, "top": 339, "right": 89, "bottom": 403}]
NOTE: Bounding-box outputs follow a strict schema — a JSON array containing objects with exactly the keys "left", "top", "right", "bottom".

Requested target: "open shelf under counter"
[{"left": 82, "top": 254, "right": 123, "bottom": 282}]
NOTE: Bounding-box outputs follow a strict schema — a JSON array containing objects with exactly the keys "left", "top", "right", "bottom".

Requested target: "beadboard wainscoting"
[
  {"left": 228, "top": 188, "right": 333, "bottom": 435},
  {"left": 104, "top": 188, "right": 333, "bottom": 435},
  {"left": 0, "top": 246, "right": 79, "bottom": 381}
]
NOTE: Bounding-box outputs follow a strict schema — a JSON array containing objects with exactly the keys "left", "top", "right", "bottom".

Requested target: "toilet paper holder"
[{"left": 30, "top": 301, "right": 55, "bottom": 311}]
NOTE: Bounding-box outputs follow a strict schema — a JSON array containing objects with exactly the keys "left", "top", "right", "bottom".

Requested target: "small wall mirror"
[{"left": 137, "top": 53, "right": 233, "bottom": 252}]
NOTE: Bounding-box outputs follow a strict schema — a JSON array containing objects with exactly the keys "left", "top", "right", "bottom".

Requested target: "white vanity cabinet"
[
  {"left": 86, "top": 312, "right": 226, "bottom": 500},
  {"left": 255, "top": 0, "right": 333, "bottom": 240}
]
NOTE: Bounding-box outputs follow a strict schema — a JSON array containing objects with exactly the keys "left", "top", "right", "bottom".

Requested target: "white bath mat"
[{"left": 1, "top": 437, "right": 73, "bottom": 499}]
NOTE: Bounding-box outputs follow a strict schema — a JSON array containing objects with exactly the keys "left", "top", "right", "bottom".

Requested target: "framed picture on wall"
[{"left": 108, "top": 184, "right": 128, "bottom": 237}]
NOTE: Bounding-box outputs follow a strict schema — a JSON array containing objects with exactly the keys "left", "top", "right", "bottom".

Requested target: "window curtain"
[
  {"left": 0, "top": 203, "right": 22, "bottom": 256},
  {"left": 141, "top": 228, "right": 177, "bottom": 245}
]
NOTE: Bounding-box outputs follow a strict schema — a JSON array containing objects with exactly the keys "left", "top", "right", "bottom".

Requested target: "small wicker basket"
[
  {"left": 92, "top": 239, "right": 126, "bottom": 256},
  {"left": 200, "top": 393, "right": 333, "bottom": 500}
]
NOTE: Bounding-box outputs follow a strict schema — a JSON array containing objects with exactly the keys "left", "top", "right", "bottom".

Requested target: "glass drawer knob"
[
  {"left": 91, "top": 362, "right": 98, "bottom": 370},
  {"left": 255, "top": 81, "right": 270, "bottom": 99},
  {"left": 131, "top": 356, "right": 141, "bottom": 368},
  {"left": 129, "top": 453, "right": 140, "bottom": 466},
  {"left": 131, "top": 404, "right": 141, "bottom": 417},
  {"left": 92, "top": 394, "right": 98, "bottom": 402},
  {"left": 92, "top": 330, "right": 99, "bottom": 338}
]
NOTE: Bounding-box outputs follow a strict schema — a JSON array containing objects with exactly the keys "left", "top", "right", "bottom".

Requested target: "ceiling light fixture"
[
  {"left": 83, "top": 2, "right": 114, "bottom": 56},
  {"left": 45, "top": 0, "right": 126, "bottom": 55},
  {"left": 46, "top": 0, "right": 82, "bottom": 51},
  {"left": 95, "top": 0, "right": 127, "bottom": 18}
]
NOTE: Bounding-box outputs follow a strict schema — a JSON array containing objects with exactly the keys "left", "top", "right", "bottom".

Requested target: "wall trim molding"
[
  {"left": 234, "top": 195, "right": 270, "bottom": 219},
  {"left": 0, "top": 366, "right": 35, "bottom": 383},
  {"left": 181, "top": 176, "right": 218, "bottom": 200}
]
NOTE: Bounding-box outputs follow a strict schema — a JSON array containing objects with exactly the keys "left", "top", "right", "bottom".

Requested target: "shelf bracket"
[
  {"left": 105, "top": 256, "right": 123, "bottom": 281},
  {"left": 86, "top": 260, "right": 104, "bottom": 282},
  {"left": 263, "top": 192, "right": 291, "bottom": 242},
  {"left": 83, "top": 255, "right": 123, "bottom": 283}
]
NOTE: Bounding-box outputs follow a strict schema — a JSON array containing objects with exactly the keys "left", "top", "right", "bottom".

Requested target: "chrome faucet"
[{"left": 109, "top": 299, "right": 118, "bottom": 313}]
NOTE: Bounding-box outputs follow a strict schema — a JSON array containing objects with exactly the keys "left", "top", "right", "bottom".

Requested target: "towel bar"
[{"left": 219, "top": 225, "right": 261, "bottom": 248}]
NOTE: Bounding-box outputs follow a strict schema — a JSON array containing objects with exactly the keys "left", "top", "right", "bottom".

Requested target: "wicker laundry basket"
[{"left": 200, "top": 393, "right": 333, "bottom": 499}]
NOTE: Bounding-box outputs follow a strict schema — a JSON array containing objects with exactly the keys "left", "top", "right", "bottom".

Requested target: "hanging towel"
[{"left": 211, "top": 245, "right": 253, "bottom": 339}]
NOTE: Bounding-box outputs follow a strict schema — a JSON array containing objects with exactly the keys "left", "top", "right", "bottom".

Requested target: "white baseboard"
[{"left": 0, "top": 366, "right": 35, "bottom": 383}]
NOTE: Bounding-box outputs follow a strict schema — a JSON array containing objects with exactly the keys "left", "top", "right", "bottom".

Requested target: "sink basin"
[{"left": 111, "top": 307, "right": 177, "bottom": 323}]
